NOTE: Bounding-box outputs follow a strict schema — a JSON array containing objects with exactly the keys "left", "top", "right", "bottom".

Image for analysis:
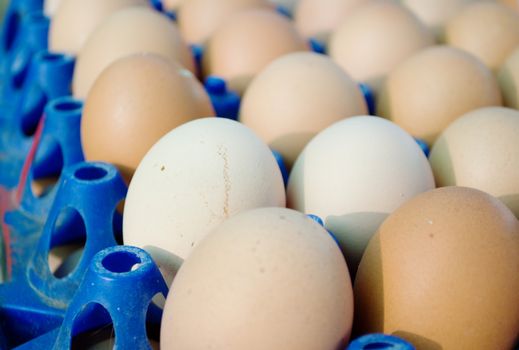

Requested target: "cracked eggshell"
[
  {"left": 203, "top": 9, "right": 308, "bottom": 95},
  {"left": 240, "top": 52, "right": 367, "bottom": 169},
  {"left": 123, "top": 118, "right": 286, "bottom": 283},
  {"left": 354, "top": 187, "right": 519, "bottom": 349},
  {"left": 49, "top": 0, "right": 148, "bottom": 54},
  {"left": 160, "top": 207, "right": 353, "bottom": 350},
  {"left": 81, "top": 54, "right": 214, "bottom": 182},
  {"left": 72, "top": 6, "right": 195, "bottom": 99},
  {"left": 429, "top": 106, "right": 519, "bottom": 218},
  {"left": 287, "top": 116, "right": 435, "bottom": 272}
]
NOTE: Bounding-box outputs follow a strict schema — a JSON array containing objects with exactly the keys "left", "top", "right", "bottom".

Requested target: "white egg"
[
  {"left": 287, "top": 116, "right": 435, "bottom": 272},
  {"left": 123, "top": 118, "right": 286, "bottom": 284}
]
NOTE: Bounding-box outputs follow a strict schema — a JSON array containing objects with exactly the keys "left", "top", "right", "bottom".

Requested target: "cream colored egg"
[
  {"left": 378, "top": 46, "right": 502, "bottom": 145},
  {"left": 445, "top": 2, "right": 519, "bottom": 70},
  {"left": 81, "top": 54, "right": 214, "bottom": 182},
  {"left": 354, "top": 187, "right": 519, "bottom": 349},
  {"left": 162, "top": 0, "right": 186, "bottom": 11},
  {"left": 400, "top": 0, "right": 487, "bottom": 40},
  {"left": 177, "top": 0, "right": 272, "bottom": 45},
  {"left": 240, "top": 52, "right": 367, "bottom": 169},
  {"left": 498, "top": 47, "right": 519, "bottom": 109},
  {"left": 203, "top": 9, "right": 308, "bottom": 95},
  {"left": 49, "top": 0, "right": 147, "bottom": 55},
  {"left": 73, "top": 6, "right": 194, "bottom": 99},
  {"left": 329, "top": 0, "right": 434, "bottom": 91},
  {"left": 429, "top": 107, "right": 519, "bottom": 218},
  {"left": 287, "top": 116, "right": 435, "bottom": 272},
  {"left": 160, "top": 207, "right": 353, "bottom": 350},
  {"left": 123, "top": 118, "right": 286, "bottom": 284},
  {"left": 294, "top": 0, "right": 368, "bottom": 43},
  {"left": 44, "top": 0, "right": 63, "bottom": 17}
]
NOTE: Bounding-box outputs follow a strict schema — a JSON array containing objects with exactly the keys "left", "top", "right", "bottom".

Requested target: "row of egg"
[{"left": 20, "top": 0, "right": 519, "bottom": 349}]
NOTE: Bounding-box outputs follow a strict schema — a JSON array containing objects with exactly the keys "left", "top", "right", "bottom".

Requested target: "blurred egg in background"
[
  {"left": 73, "top": 6, "right": 194, "bottom": 99},
  {"left": 240, "top": 51, "right": 367, "bottom": 169}
]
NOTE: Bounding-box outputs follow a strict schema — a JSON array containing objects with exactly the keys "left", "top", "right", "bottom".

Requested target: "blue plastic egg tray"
[{"left": 0, "top": 1, "right": 418, "bottom": 348}]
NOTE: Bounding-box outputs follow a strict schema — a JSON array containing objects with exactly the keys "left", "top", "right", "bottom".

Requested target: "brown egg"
[
  {"left": 162, "top": 0, "right": 186, "bottom": 11},
  {"left": 203, "top": 9, "right": 308, "bottom": 95},
  {"left": 400, "top": 0, "right": 486, "bottom": 40},
  {"left": 73, "top": 6, "right": 195, "bottom": 99},
  {"left": 378, "top": 46, "right": 502, "bottom": 144},
  {"left": 498, "top": 46, "right": 519, "bottom": 109},
  {"left": 499, "top": 0, "right": 519, "bottom": 12},
  {"left": 294, "top": 0, "right": 368, "bottom": 43},
  {"left": 240, "top": 52, "right": 367, "bottom": 168},
  {"left": 354, "top": 186, "right": 519, "bottom": 349},
  {"left": 445, "top": 2, "right": 519, "bottom": 71},
  {"left": 329, "top": 0, "right": 434, "bottom": 91},
  {"left": 49, "top": 0, "right": 147, "bottom": 55},
  {"left": 429, "top": 107, "right": 519, "bottom": 218},
  {"left": 161, "top": 207, "right": 353, "bottom": 350},
  {"left": 177, "top": 0, "right": 272, "bottom": 45},
  {"left": 81, "top": 54, "right": 214, "bottom": 182}
]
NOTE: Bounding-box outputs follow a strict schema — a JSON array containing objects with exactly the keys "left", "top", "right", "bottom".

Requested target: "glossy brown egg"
[{"left": 81, "top": 54, "right": 214, "bottom": 182}]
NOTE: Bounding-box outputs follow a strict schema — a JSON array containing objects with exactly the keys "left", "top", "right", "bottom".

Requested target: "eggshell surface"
[
  {"left": 445, "top": 2, "right": 519, "bottom": 70},
  {"left": 429, "top": 107, "right": 519, "bottom": 218},
  {"left": 401, "top": 0, "right": 485, "bottom": 39},
  {"left": 240, "top": 52, "right": 367, "bottom": 169},
  {"left": 378, "top": 46, "right": 502, "bottom": 144},
  {"left": 294, "top": 0, "right": 367, "bottom": 42},
  {"left": 81, "top": 54, "right": 214, "bottom": 182},
  {"left": 203, "top": 9, "right": 308, "bottom": 94},
  {"left": 49, "top": 0, "right": 148, "bottom": 55},
  {"left": 160, "top": 207, "right": 353, "bottom": 350},
  {"left": 73, "top": 6, "right": 194, "bottom": 99},
  {"left": 329, "top": 0, "right": 434, "bottom": 89},
  {"left": 498, "top": 47, "right": 519, "bottom": 109},
  {"left": 123, "top": 118, "right": 286, "bottom": 264},
  {"left": 177, "top": 0, "right": 272, "bottom": 45},
  {"left": 287, "top": 116, "right": 435, "bottom": 271},
  {"left": 354, "top": 186, "right": 519, "bottom": 350}
]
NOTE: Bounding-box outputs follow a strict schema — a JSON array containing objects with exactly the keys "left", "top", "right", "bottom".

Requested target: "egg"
[
  {"left": 123, "top": 118, "right": 286, "bottom": 284},
  {"left": 429, "top": 107, "right": 519, "bottom": 218},
  {"left": 498, "top": 46, "right": 519, "bottom": 109},
  {"left": 445, "top": 2, "right": 519, "bottom": 71},
  {"left": 160, "top": 207, "right": 353, "bottom": 350},
  {"left": 203, "top": 9, "right": 308, "bottom": 94},
  {"left": 177, "top": 0, "right": 272, "bottom": 45},
  {"left": 240, "top": 52, "right": 367, "bottom": 169},
  {"left": 354, "top": 186, "right": 519, "bottom": 349},
  {"left": 287, "top": 116, "right": 434, "bottom": 272},
  {"left": 162, "top": 0, "right": 185, "bottom": 11},
  {"left": 499, "top": 0, "right": 519, "bottom": 12},
  {"left": 329, "top": 0, "right": 434, "bottom": 91},
  {"left": 378, "top": 46, "right": 502, "bottom": 144},
  {"left": 72, "top": 6, "right": 194, "bottom": 99},
  {"left": 44, "top": 0, "right": 64, "bottom": 17},
  {"left": 294, "top": 0, "right": 368, "bottom": 43},
  {"left": 81, "top": 53, "right": 214, "bottom": 182},
  {"left": 400, "top": 0, "right": 486, "bottom": 40},
  {"left": 49, "top": 0, "right": 147, "bottom": 55}
]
